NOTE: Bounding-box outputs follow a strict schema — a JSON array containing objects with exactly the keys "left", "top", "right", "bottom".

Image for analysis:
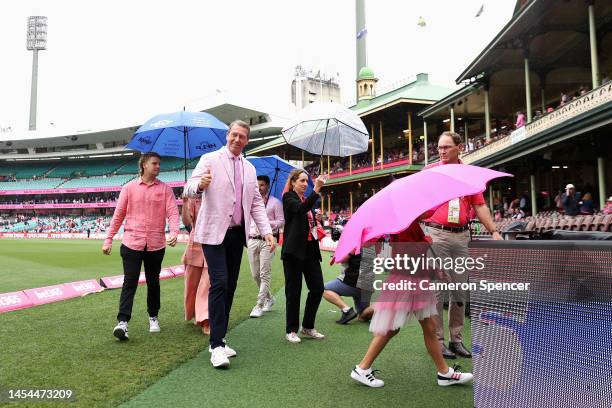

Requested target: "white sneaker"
[
  {"left": 149, "top": 317, "right": 160, "bottom": 333},
  {"left": 300, "top": 328, "right": 325, "bottom": 339},
  {"left": 210, "top": 346, "right": 230, "bottom": 368},
  {"left": 250, "top": 305, "right": 263, "bottom": 318},
  {"left": 208, "top": 343, "right": 237, "bottom": 358},
  {"left": 351, "top": 366, "right": 384, "bottom": 388},
  {"left": 286, "top": 332, "right": 301, "bottom": 343},
  {"left": 437, "top": 365, "right": 473, "bottom": 386},
  {"left": 113, "top": 321, "right": 129, "bottom": 340},
  {"left": 262, "top": 296, "right": 275, "bottom": 312}
]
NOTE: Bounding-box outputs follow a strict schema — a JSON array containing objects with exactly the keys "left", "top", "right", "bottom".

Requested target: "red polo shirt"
[{"left": 422, "top": 160, "right": 486, "bottom": 227}]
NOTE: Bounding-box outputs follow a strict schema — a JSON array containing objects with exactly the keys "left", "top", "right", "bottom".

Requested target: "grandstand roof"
[
  {"left": 455, "top": 0, "right": 612, "bottom": 83},
  {"left": 0, "top": 99, "right": 288, "bottom": 161},
  {"left": 418, "top": 83, "right": 482, "bottom": 118},
  {"left": 351, "top": 73, "right": 455, "bottom": 116}
]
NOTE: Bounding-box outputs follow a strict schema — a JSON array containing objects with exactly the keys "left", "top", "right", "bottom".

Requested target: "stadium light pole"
[{"left": 27, "top": 16, "right": 47, "bottom": 131}]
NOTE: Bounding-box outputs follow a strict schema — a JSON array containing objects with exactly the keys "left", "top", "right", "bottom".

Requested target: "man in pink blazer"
[{"left": 185, "top": 119, "right": 274, "bottom": 368}]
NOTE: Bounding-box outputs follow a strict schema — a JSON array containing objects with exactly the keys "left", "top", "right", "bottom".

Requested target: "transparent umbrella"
[{"left": 281, "top": 102, "right": 369, "bottom": 158}]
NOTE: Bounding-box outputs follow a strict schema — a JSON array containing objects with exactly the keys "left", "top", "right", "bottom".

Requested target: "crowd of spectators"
[
  {"left": 0, "top": 215, "right": 112, "bottom": 234},
  {"left": 0, "top": 192, "right": 121, "bottom": 205}
]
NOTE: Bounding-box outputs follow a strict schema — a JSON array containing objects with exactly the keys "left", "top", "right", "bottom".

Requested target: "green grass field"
[{"left": 0, "top": 239, "right": 473, "bottom": 408}]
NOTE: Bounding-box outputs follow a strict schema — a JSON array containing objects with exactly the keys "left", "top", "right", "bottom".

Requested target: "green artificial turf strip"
[
  {"left": 0, "top": 239, "right": 285, "bottom": 407},
  {"left": 0, "top": 239, "right": 185, "bottom": 293},
  {"left": 123, "top": 255, "right": 473, "bottom": 408},
  {"left": 0, "top": 240, "right": 473, "bottom": 408}
]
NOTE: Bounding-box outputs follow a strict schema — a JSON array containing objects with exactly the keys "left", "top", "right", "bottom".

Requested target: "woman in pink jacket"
[{"left": 181, "top": 196, "right": 210, "bottom": 335}]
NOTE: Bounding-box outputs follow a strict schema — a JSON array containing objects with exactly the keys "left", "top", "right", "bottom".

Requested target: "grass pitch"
[{"left": 0, "top": 239, "right": 472, "bottom": 407}]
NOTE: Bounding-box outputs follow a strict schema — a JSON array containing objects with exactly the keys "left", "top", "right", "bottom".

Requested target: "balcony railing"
[{"left": 462, "top": 81, "right": 612, "bottom": 164}]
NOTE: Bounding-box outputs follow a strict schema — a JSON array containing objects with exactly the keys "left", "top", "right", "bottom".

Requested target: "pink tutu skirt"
[{"left": 369, "top": 272, "right": 437, "bottom": 335}]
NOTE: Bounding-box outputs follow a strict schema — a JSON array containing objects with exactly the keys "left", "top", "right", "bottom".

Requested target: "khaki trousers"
[{"left": 425, "top": 227, "right": 470, "bottom": 343}]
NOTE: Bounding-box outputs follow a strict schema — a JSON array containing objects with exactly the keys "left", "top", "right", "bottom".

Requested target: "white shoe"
[
  {"left": 286, "top": 332, "right": 301, "bottom": 343},
  {"left": 351, "top": 366, "right": 384, "bottom": 388},
  {"left": 113, "top": 321, "right": 129, "bottom": 340},
  {"left": 262, "top": 296, "right": 275, "bottom": 312},
  {"left": 210, "top": 346, "right": 230, "bottom": 368},
  {"left": 149, "top": 316, "right": 160, "bottom": 333},
  {"left": 250, "top": 305, "right": 263, "bottom": 318},
  {"left": 300, "top": 328, "right": 325, "bottom": 339},
  {"left": 437, "top": 365, "right": 473, "bottom": 386},
  {"left": 208, "top": 343, "right": 237, "bottom": 358}
]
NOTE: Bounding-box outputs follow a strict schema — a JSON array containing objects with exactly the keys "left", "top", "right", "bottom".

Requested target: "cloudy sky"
[{"left": 0, "top": 0, "right": 515, "bottom": 135}]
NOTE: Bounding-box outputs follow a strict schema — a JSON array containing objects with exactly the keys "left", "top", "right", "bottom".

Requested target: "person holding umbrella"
[
  {"left": 247, "top": 175, "right": 284, "bottom": 318},
  {"left": 281, "top": 169, "right": 327, "bottom": 343},
  {"left": 185, "top": 120, "right": 274, "bottom": 369},
  {"left": 103, "top": 152, "right": 179, "bottom": 341}
]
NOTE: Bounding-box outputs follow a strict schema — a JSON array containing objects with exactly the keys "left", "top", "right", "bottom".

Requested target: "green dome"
[{"left": 358, "top": 66, "right": 375, "bottom": 80}]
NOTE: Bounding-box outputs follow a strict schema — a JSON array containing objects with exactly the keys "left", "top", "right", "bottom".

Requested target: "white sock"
[
  {"left": 355, "top": 365, "right": 371, "bottom": 375},
  {"left": 438, "top": 367, "right": 453, "bottom": 377},
  {"left": 342, "top": 307, "right": 351, "bottom": 313}
]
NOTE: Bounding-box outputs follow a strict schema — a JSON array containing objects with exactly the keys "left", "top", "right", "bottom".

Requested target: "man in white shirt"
[{"left": 247, "top": 175, "right": 284, "bottom": 318}]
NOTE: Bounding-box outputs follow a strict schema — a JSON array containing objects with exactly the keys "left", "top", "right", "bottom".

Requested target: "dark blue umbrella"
[
  {"left": 127, "top": 111, "right": 228, "bottom": 180},
  {"left": 246, "top": 155, "right": 314, "bottom": 202}
]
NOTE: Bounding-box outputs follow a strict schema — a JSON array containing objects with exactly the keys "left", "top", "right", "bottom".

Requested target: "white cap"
[
  {"left": 607, "top": 196, "right": 612, "bottom": 202},
  {"left": 565, "top": 184, "right": 575, "bottom": 189}
]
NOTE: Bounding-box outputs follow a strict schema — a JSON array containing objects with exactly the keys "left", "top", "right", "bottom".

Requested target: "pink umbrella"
[{"left": 332, "top": 164, "right": 512, "bottom": 263}]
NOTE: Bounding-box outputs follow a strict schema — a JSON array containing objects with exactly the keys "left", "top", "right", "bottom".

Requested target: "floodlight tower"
[{"left": 27, "top": 16, "right": 47, "bottom": 131}]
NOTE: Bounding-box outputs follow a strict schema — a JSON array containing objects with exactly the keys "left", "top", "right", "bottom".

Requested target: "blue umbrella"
[
  {"left": 127, "top": 111, "right": 228, "bottom": 180},
  {"left": 246, "top": 155, "right": 314, "bottom": 202}
]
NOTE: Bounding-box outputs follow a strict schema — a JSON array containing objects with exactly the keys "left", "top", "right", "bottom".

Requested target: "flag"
[{"left": 356, "top": 27, "right": 367, "bottom": 39}]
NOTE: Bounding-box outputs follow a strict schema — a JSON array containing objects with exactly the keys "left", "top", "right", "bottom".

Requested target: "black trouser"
[
  {"left": 117, "top": 244, "right": 165, "bottom": 322},
  {"left": 202, "top": 226, "right": 245, "bottom": 349},
  {"left": 283, "top": 241, "right": 324, "bottom": 333}
]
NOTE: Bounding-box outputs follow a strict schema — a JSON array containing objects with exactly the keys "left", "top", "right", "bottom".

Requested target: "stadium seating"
[
  {"left": 59, "top": 174, "right": 135, "bottom": 188},
  {"left": 156, "top": 171, "right": 186, "bottom": 183},
  {"left": 473, "top": 213, "right": 612, "bottom": 236},
  {"left": 46, "top": 160, "right": 128, "bottom": 178},
  {"left": 0, "top": 163, "right": 54, "bottom": 179},
  {"left": 0, "top": 178, "right": 64, "bottom": 190}
]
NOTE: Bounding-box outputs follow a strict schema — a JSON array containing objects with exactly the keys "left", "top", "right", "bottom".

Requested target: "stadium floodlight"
[
  {"left": 27, "top": 16, "right": 47, "bottom": 50},
  {"left": 27, "top": 16, "right": 47, "bottom": 131}
]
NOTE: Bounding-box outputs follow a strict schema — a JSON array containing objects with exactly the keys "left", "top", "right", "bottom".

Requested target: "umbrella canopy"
[
  {"left": 332, "top": 164, "right": 512, "bottom": 263},
  {"left": 281, "top": 102, "right": 369, "bottom": 157},
  {"left": 246, "top": 155, "right": 314, "bottom": 201},
  {"left": 127, "top": 111, "right": 228, "bottom": 180}
]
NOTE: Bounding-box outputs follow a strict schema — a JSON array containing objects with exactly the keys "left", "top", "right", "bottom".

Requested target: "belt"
[
  {"left": 249, "top": 235, "right": 263, "bottom": 240},
  {"left": 424, "top": 221, "right": 469, "bottom": 233}
]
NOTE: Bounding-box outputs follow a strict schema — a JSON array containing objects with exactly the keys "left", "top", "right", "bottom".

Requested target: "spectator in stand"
[
  {"left": 515, "top": 111, "right": 526, "bottom": 129},
  {"left": 466, "top": 138, "right": 474, "bottom": 152},
  {"left": 561, "top": 184, "right": 581, "bottom": 216},
  {"left": 580, "top": 86, "right": 588, "bottom": 96},
  {"left": 547, "top": 106, "right": 554, "bottom": 113},
  {"left": 579, "top": 192, "right": 595, "bottom": 215},
  {"left": 603, "top": 196, "right": 612, "bottom": 215},
  {"left": 559, "top": 92, "right": 569, "bottom": 107},
  {"left": 553, "top": 190, "right": 564, "bottom": 212},
  {"left": 602, "top": 74, "right": 610, "bottom": 85}
]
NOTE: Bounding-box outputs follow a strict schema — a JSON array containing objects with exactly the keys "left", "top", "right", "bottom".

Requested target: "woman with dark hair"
[{"left": 281, "top": 169, "right": 327, "bottom": 343}]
